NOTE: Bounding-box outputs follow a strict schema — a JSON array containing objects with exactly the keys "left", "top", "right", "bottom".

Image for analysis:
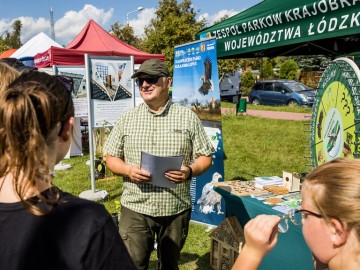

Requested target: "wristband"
[{"left": 186, "top": 165, "right": 193, "bottom": 180}]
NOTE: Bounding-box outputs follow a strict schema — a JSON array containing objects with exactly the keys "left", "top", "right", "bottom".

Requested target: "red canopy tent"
[{"left": 34, "top": 20, "right": 165, "bottom": 68}]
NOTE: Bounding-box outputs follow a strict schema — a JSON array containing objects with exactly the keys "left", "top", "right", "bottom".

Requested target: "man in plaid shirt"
[{"left": 104, "top": 59, "right": 213, "bottom": 270}]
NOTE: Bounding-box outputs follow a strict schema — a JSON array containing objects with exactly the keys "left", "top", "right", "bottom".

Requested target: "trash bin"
[{"left": 238, "top": 98, "right": 247, "bottom": 113}]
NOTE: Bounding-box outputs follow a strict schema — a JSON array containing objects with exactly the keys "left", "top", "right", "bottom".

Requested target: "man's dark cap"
[{"left": 131, "top": 59, "right": 169, "bottom": 78}]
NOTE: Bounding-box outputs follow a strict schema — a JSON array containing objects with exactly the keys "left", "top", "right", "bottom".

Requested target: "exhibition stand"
[{"left": 213, "top": 186, "right": 314, "bottom": 270}]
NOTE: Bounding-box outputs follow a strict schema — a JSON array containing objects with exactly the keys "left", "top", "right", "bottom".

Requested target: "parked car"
[
  {"left": 219, "top": 70, "right": 242, "bottom": 103},
  {"left": 248, "top": 80, "right": 315, "bottom": 106}
]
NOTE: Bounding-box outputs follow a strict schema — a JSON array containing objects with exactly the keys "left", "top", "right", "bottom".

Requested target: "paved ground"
[{"left": 221, "top": 107, "right": 312, "bottom": 121}]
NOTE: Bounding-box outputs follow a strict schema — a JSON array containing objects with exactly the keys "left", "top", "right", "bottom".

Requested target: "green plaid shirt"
[{"left": 104, "top": 100, "right": 214, "bottom": 216}]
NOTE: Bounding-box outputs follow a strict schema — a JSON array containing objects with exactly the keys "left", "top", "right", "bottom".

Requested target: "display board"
[
  {"left": 80, "top": 55, "right": 135, "bottom": 200},
  {"left": 54, "top": 66, "right": 86, "bottom": 156},
  {"left": 173, "top": 38, "right": 225, "bottom": 226},
  {"left": 55, "top": 66, "right": 88, "bottom": 117},
  {"left": 310, "top": 57, "right": 360, "bottom": 167},
  {"left": 86, "top": 56, "right": 135, "bottom": 128}
]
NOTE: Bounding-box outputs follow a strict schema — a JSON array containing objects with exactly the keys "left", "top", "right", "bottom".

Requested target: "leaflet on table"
[
  {"left": 140, "top": 151, "right": 183, "bottom": 189},
  {"left": 271, "top": 192, "right": 302, "bottom": 213},
  {"left": 254, "top": 176, "right": 283, "bottom": 189},
  {"left": 251, "top": 191, "right": 301, "bottom": 211},
  {"left": 272, "top": 199, "right": 301, "bottom": 214},
  {"left": 251, "top": 193, "right": 275, "bottom": 200},
  {"left": 272, "top": 205, "right": 294, "bottom": 214},
  {"left": 252, "top": 191, "right": 301, "bottom": 200}
]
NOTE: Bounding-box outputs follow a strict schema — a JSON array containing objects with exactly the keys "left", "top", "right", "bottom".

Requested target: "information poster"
[
  {"left": 55, "top": 66, "right": 88, "bottom": 117},
  {"left": 87, "top": 56, "right": 134, "bottom": 127},
  {"left": 55, "top": 66, "right": 86, "bottom": 156},
  {"left": 84, "top": 55, "right": 135, "bottom": 195},
  {"left": 173, "top": 38, "right": 225, "bottom": 226}
]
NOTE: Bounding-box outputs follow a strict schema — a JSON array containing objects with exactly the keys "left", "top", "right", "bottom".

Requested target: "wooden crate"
[{"left": 209, "top": 216, "right": 245, "bottom": 270}]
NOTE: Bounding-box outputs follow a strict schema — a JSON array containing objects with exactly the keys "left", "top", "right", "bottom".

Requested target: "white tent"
[{"left": 11, "top": 32, "right": 63, "bottom": 59}]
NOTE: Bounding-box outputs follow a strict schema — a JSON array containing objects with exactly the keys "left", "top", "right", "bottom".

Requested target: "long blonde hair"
[
  {"left": 304, "top": 158, "right": 360, "bottom": 240},
  {"left": 0, "top": 71, "right": 74, "bottom": 215}
]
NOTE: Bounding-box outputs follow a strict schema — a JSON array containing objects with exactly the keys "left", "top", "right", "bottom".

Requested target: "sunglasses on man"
[{"left": 135, "top": 76, "right": 163, "bottom": 87}]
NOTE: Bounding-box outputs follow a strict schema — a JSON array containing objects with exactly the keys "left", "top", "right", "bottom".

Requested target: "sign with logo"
[
  {"left": 310, "top": 57, "right": 360, "bottom": 167},
  {"left": 197, "top": 1, "right": 360, "bottom": 58}
]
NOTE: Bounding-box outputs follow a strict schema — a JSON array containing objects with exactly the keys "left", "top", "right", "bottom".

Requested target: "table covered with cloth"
[{"left": 213, "top": 185, "right": 314, "bottom": 270}]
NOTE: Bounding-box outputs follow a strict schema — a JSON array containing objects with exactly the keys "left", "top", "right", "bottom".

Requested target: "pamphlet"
[
  {"left": 254, "top": 176, "right": 283, "bottom": 189},
  {"left": 140, "top": 151, "right": 183, "bottom": 189},
  {"left": 272, "top": 205, "right": 293, "bottom": 214}
]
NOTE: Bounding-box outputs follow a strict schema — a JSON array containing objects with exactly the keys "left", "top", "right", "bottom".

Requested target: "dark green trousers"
[{"left": 119, "top": 206, "right": 191, "bottom": 270}]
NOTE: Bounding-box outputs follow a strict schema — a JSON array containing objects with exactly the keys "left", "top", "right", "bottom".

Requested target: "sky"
[{"left": 0, "top": 0, "right": 262, "bottom": 46}]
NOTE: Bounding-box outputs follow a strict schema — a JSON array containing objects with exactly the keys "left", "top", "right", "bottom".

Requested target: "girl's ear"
[
  {"left": 60, "top": 117, "right": 74, "bottom": 141},
  {"left": 330, "top": 218, "right": 347, "bottom": 247}
]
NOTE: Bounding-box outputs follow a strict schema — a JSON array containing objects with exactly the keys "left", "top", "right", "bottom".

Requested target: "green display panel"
[{"left": 310, "top": 58, "right": 360, "bottom": 167}]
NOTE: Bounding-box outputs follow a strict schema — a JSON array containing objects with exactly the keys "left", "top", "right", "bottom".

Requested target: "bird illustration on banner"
[
  {"left": 198, "top": 56, "right": 214, "bottom": 95},
  {"left": 197, "top": 172, "right": 224, "bottom": 215}
]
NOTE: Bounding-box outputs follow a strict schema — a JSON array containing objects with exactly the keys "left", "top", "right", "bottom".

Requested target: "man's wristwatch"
[{"left": 186, "top": 165, "right": 193, "bottom": 180}]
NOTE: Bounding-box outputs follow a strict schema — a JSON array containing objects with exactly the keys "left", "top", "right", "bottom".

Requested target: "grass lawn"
[
  {"left": 53, "top": 113, "right": 310, "bottom": 270},
  {"left": 221, "top": 101, "right": 313, "bottom": 114}
]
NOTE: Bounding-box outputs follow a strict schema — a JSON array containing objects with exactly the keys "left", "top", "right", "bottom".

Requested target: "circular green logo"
[{"left": 310, "top": 58, "right": 360, "bottom": 167}]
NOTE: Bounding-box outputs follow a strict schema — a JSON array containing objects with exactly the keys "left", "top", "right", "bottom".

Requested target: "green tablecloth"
[{"left": 214, "top": 186, "right": 314, "bottom": 270}]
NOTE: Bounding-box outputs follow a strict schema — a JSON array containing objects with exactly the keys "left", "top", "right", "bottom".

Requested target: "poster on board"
[
  {"left": 54, "top": 66, "right": 87, "bottom": 156},
  {"left": 87, "top": 56, "right": 134, "bottom": 128},
  {"left": 81, "top": 55, "right": 135, "bottom": 200},
  {"left": 173, "top": 38, "right": 225, "bottom": 226},
  {"left": 55, "top": 66, "right": 88, "bottom": 117}
]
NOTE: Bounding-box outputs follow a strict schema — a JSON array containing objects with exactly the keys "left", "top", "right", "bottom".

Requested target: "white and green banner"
[{"left": 197, "top": 0, "right": 360, "bottom": 58}]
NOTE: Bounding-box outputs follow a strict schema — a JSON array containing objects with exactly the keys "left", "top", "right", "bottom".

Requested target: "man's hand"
[
  {"left": 127, "top": 165, "right": 151, "bottom": 183},
  {"left": 165, "top": 165, "right": 191, "bottom": 183}
]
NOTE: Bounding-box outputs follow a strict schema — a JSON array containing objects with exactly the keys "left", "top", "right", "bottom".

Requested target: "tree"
[
  {"left": 142, "top": 0, "right": 205, "bottom": 74},
  {"left": 217, "top": 59, "right": 241, "bottom": 80},
  {"left": 279, "top": 59, "right": 299, "bottom": 80},
  {"left": 214, "top": 15, "right": 242, "bottom": 79},
  {"left": 0, "top": 40, "right": 10, "bottom": 54},
  {"left": 260, "top": 58, "right": 274, "bottom": 79},
  {"left": 110, "top": 22, "right": 143, "bottom": 49},
  {"left": 0, "top": 20, "right": 22, "bottom": 51},
  {"left": 218, "top": 58, "right": 266, "bottom": 83},
  {"left": 294, "top": 55, "right": 332, "bottom": 71},
  {"left": 241, "top": 71, "right": 255, "bottom": 95}
]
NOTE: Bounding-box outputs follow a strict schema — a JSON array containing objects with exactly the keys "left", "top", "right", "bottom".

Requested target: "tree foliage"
[
  {"left": 260, "top": 58, "right": 274, "bottom": 79},
  {"left": 142, "top": 0, "right": 205, "bottom": 74},
  {"left": 110, "top": 22, "right": 143, "bottom": 49},
  {"left": 0, "top": 20, "right": 22, "bottom": 54},
  {"left": 0, "top": 40, "right": 9, "bottom": 54},
  {"left": 218, "top": 59, "right": 241, "bottom": 80},
  {"left": 214, "top": 15, "right": 242, "bottom": 80},
  {"left": 293, "top": 55, "right": 332, "bottom": 71},
  {"left": 241, "top": 71, "right": 255, "bottom": 95},
  {"left": 279, "top": 59, "right": 299, "bottom": 80}
]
